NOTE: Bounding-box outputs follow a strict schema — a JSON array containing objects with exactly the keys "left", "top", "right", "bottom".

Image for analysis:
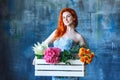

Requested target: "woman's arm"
[
  {"left": 77, "top": 34, "right": 89, "bottom": 48},
  {"left": 76, "top": 33, "right": 86, "bottom": 46},
  {"left": 44, "top": 30, "right": 56, "bottom": 45}
]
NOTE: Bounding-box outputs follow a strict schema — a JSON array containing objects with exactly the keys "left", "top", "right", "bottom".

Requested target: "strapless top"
[{"left": 53, "top": 37, "right": 74, "bottom": 51}]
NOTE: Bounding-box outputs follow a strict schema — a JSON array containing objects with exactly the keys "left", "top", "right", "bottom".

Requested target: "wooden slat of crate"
[
  {"left": 35, "top": 59, "right": 84, "bottom": 65},
  {"left": 35, "top": 65, "right": 84, "bottom": 71},
  {"left": 35, "top": 71, "right": 85, "bottom": 77},
  {"left": 35, "top": 59, "right": 85, "bottom": 77}
]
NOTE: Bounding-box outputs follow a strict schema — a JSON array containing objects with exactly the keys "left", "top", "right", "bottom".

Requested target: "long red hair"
[{"left": 54, "top": 8, "right": 78, "bottom": 40}]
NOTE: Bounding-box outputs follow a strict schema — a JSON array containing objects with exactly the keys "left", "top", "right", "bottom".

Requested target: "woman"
[
  {"left": 43, "top": 8, "right": 86, "bottom": 80},
  {"left": 44, "top": 8, "right": 85, "bottom": 47}
]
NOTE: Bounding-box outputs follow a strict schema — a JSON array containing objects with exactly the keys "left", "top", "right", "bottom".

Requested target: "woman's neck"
[{"left": 66, "top": 25, "right": 75, "bottom": 32}]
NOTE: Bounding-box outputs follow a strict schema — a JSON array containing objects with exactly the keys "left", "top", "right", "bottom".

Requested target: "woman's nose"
[{"left": 65, "top": 17, "right": 68, "bottom": 21}]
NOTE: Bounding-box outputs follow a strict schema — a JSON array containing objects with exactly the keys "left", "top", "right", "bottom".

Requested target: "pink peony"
[{"left": 44, "top": 47, "right": 61, "bottom": 64}]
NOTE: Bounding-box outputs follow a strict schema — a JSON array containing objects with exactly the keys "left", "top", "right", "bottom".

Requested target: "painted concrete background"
[{"left": 0, "top": 0, "right": 120, "bottom": 80}]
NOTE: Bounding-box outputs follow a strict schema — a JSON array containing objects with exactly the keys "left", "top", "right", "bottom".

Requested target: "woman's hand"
[{"left": 32, "top": 56, "right": 37, "bottom": 65}]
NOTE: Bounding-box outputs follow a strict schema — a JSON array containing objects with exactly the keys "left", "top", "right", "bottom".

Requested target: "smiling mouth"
[{"left": 66, "top": 21, "right": 69, "bottom": 23}]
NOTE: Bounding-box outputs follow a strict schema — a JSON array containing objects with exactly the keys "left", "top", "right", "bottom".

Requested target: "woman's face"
[{"left": 62, "top": 11, "right": 75, "bottom": 26}]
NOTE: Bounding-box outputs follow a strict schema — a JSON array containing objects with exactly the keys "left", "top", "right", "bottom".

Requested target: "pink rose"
[{"left": 44, "top": 47, "right": 61, "bottom": 64}]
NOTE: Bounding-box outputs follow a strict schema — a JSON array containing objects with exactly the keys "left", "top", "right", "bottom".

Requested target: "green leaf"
[
  {"left": 65, "top": 62, "right": 71, "bottom": 65},
  {"left": 35, "top": 54, "right": 43, "bottom": 59}
]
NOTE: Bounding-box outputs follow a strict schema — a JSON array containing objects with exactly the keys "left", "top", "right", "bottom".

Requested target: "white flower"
[{"left": 33, "top": 42, "right": 48, "bottom": 55}]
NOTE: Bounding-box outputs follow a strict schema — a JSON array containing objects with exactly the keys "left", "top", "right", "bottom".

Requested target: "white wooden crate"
[{"left": 35, "top": 59, "right": 85, "bottom": 77}]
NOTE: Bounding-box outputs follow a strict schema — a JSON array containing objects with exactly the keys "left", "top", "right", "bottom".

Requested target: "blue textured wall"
[{"left": 0, "top": 0, "right": 120, "bottom": 80}]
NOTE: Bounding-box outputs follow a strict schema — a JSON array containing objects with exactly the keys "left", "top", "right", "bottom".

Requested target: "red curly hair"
[{"left": 54, "top": 8, "right": 78, "bottom": 40}]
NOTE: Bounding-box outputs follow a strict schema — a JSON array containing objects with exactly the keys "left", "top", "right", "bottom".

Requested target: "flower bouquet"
[
  {"left": 78, "top": 47, "right": 95, "bottom": 64},
  {"left": 33, "top": 42, "right": 95, "bottom": 77},
  {"left": 33, "top": 42, "right": 95, "bottom": 64}
]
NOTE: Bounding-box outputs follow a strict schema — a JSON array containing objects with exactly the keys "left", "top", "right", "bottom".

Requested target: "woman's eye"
[
  {"left": 68, "top": 15, "right": 71, "bottom": 17},
  {"left": 67, "top": 15, "right": 71, "bottom": 17}
]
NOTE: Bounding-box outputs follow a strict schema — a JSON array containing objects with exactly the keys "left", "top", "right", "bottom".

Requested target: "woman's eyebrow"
[{"left": 62, "top": 13, "right": 71, "bottom": 17}]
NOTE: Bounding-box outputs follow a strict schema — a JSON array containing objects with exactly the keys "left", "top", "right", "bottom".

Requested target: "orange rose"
[
  {"left": 85, "top": 49, "right": 90, "bottom": 54},
  {"left": 84, "top": 56, "right": 89, "bottom": 61},
  {"left": 90, "top": 52, "right": 95, "bottom": 59},
  {"left": 80, "top": 57, "right": 85, "bottom": 62},
  {"left": 79, "top": 47, "right": 86, "bottom": 53},
  {"left": 78, "top": 51, "right": 84, "bottom": 57},
  {"left": 86, "top": 58, "right": 92, "bottom": 64}
]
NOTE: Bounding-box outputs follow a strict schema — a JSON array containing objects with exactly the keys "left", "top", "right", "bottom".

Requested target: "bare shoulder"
[
  {"left": 75, "top": 32, "right": 84, "bottom": 39},
  {"left": 75, "top": 32, "right": 85, "bottom": 46}
]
